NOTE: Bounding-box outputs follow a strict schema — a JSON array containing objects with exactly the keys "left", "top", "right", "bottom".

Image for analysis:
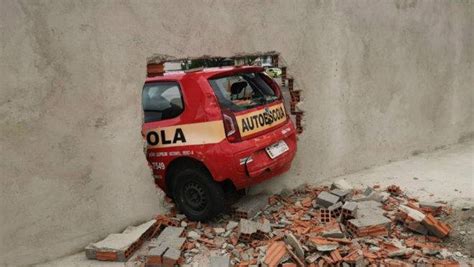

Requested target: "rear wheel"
[{"left": 173, "top": 168, "right": 225, "bottom": 221}]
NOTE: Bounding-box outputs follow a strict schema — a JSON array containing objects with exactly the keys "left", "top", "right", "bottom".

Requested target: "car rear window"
[
  {"left": 209, "top": 72, "right": 278, "bottom": 111},
  {"left": 142, "top": 82, "right": 184, "bottom": 122}
]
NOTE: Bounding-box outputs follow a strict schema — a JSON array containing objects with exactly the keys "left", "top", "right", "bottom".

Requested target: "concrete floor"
[
  {"left": 37, "top": 141, "right": 473, "bottom": 266},
  {"left": 319, "top": 140, "right": 473, "bottom": 209}
]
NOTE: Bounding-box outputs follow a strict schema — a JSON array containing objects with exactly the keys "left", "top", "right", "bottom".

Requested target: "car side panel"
[{"left": 142, "top": 77, "right": 228, "bottom": 192}]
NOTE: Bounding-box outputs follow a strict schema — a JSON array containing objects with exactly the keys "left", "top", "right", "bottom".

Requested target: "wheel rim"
[{"left": 182, "top": 181, "right": 207, "bottom": 211}]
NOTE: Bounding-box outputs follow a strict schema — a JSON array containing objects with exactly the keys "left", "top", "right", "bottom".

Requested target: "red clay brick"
[{"left": 264, "top": 241, "right": 287, "bottom": 267}]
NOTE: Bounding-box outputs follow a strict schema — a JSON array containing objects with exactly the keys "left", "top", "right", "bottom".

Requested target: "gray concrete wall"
[{"left": 0, "top": 0, "right": 472, "bottom": 265}]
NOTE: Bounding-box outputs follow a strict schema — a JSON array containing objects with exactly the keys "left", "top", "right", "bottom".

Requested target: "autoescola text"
[
  {"left": 146, "top": 128, "right": 186, "bottom": 146},
  {"left": 241, "top": 106, "right": 285, "bottom": 133}
]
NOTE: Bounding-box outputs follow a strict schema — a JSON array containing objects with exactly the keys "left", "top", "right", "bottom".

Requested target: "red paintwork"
[{"left": 142, "top": 66, "right": 297, "bottom": 193}]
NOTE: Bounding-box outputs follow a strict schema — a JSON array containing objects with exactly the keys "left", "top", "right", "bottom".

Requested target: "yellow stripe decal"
[
  {"left": 236, "top": 103, "right": 286, "bottom": 137},
  {"left": 146, "top": 121, "right": 226, "bottom": 148}
]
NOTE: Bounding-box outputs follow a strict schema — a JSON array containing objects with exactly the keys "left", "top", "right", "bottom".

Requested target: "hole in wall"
[{"left": 145, "top": 52, "right": 304, "bottom": 134}]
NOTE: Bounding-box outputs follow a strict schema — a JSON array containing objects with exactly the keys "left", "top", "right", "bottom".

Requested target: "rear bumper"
[
  {"left": 235, "top": 144, "right": 295, "bottom": 188},
  {"left": 215, "top": 119, "right": 297, "bottom": 189}
]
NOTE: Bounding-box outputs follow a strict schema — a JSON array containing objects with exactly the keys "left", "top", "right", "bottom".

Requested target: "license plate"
[{"left": 265, "top": 140, "right": 289, "bottom": 159}]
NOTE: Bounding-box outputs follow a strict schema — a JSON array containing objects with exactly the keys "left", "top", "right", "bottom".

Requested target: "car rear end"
[{"left": 207, "top": 67, "right": 297, "bottom": 189}]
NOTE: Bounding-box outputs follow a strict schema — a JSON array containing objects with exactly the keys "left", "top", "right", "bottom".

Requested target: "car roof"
[{"left": 145, "top": 65, "right": 264, "bottom": 83}]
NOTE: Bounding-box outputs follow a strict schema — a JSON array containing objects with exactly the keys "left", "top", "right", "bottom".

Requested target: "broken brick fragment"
[
  {"left": 290, "top": 90, "right": 301, "bottom": 102},
  {"left": 286, "top": 246, "right": 305, "bottom": 266},
  {"left": 316, "top": 191, "right": 340, "bottom": 208},
  {"left": 363, "top": 250, "right": 378, "bottom": 259},
  {"left": 422, "top": 213, "right": 451, "bottom": 238},
  {"left": 287, "top": 77, "right": 294, "bottom": 91},
  {"left": 321, "top": 255, "right": 335, "bottom": 264},
  {"left": 341, "top": 203, "right": 357, "bottom": 225},
  {"left": 319, "top": 208, "right": 332, "bottom": 223},
  {"left": 387, "top": 185, "right": 402, "bottom": 196},
  {"left": 237, "top": 218, "right": 270, "bottom": 242},
  {"left": 330, "top": 188, "right": 351, "bottom": 200},
  {"left": 146, "top": 244, "right": 167, "bottom": 265},
  {"left": 290, "top": 101, "right": 297, "bottom": 114},
  {"left": 155, "top": 215, "right": 180, "bottom": 227},
  {"left": 399, "top": 204, "right": 425, "bottom": 222},
  {"left": 281, "top": 67, "right": 287, "bottom": 85},
  {"left": 198, "top": 237, "right": 215, "bottom": 247},
  {"left": 308, "top": 237, "right": 339, "bottom": 251},
  {"left": 419, "top": 201, "right": 444, "bottom": 216},
  {"left": 406, "top": 220, "right": 428, "bottom": 235},
  {"left": 162, "top": 247, "right": 180, "bottom": 267},
  {"left": 343, "top": 249, "right": 362, "bottom": 263},
  {"left": 328, "top": 202, "right": 343, "bottom": 218},
  {"left": 346, "top": 215, "right": 391, "bottom": 237},
  {"left": 264, "top": 241, "right": 288, "bottom": 267},
  {"left": 284, "top": 233, "right": 305, "bottom": 261},
  {"left": 430, "top": 259, "right": 460, "bottom": 266},
  {"left": 232, "top": 194, "right": 269, "bottom": 219},
  {"left": 384, "top": 259, "right": 413, "bottom": 267},
  {"left": 147, "top": 63, "right": 165, "bottom": 77},
  {"left": 330, "top": 249, "right": 343, "bottom": 263},
  {"left": 320, "top": 221, "right": 343, "bottom": 238},
  {"left": 325, "top": 237, "right": 352, "bottom": 244},
  {"left": 86, "top": 220, "right": 157, "bottom": 262},
  {"left": 301, "top": 196, "right": 312, "bottom": 208},
  {"left": 95, "top": 251, "right": 118, "bottom": 261}
]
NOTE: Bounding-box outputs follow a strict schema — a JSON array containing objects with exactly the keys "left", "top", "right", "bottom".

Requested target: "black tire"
[{"left": 172, "top": 168, "right": 225, "bottom": 221}]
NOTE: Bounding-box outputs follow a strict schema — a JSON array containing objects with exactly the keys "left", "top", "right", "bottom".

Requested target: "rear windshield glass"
[
  {"left": 209, "top": 72, "right": 278, "bottom": 111},
  {"left": 142, "top": 82, "right": 183, "bottom": 122}
]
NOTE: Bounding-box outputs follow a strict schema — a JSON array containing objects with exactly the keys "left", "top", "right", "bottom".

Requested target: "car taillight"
[{"left": 222, "top": 110, "right": 241, "bottom": 142}]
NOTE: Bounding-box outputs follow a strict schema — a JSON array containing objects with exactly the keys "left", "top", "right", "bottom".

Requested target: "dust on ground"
[{"left": 442, "top": 208, "right": 474, "bottom": 258}]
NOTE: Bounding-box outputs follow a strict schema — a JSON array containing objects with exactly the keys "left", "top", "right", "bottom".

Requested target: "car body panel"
[{"left": 142, "top": 66, "right": 297, "bottom": 193}]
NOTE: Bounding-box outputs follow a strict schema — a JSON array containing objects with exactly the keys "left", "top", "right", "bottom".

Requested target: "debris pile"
[
  {"left": 86, "top": 180, "right": 464, "bottom": 266},
  {"left": 85, "top": 219, "right": 157, "bottom": 262}
]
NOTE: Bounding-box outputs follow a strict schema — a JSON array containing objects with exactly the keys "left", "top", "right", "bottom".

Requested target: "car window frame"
[
  {"left": 208, "top": 72, "right": 278, "bottom": 112},
  {"left": 142, "top": 81, "right": 185, "bottom": 122}
]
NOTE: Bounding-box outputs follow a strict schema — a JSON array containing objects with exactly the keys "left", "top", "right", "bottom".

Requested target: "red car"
[{"left": 142, "top": 66, "right": 297, "bottom": 220}]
